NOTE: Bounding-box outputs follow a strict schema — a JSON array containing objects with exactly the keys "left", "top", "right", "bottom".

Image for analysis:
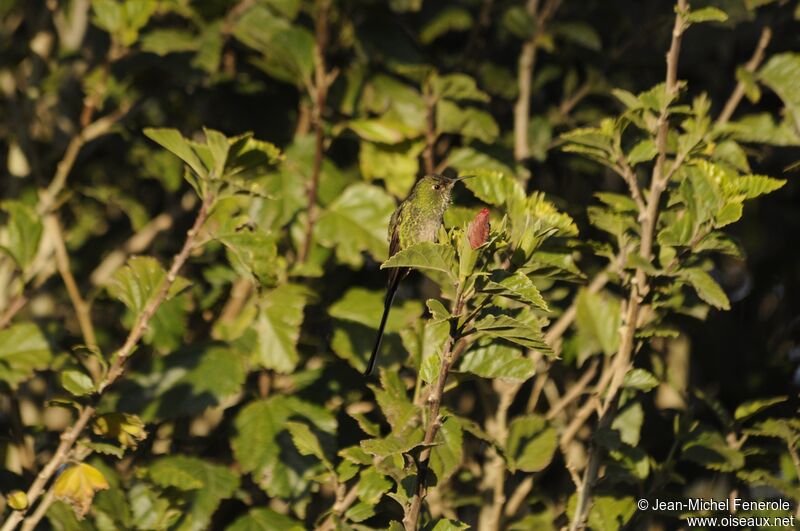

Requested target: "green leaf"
[
  {"left": 623, "top": 368, "right": 659, "bottom": 392},
  {"left": 285, "top": 421, "right": 328, "bottom": 464},
  {"left": 216, "top": 227, "right": 278, "bottom": 287},
  {"left": 118, "top": 344, "right": 247, "bottom": 422},
  {"left": 348, "top": 117, "right": 410, "bottom": 143},
  {"left": 436, "top": 100, "right": 499, "bottom": 143},
  {"left": 0, "top": 322, "right": 52, "bottom": 389},
  {"left": 586, "top": 495, "right": 636, "bottom": 531},
  {"left": 106, "top": 256, "right": 191, "bottom": 322},
  {"left": 233, "top": 6, "right": 314, "bottom": 86},
  {"left": 626, "top": 139, "right": 657, "bottom": 165},
  {"left": 575, "top": 289, "right": 621, "bottom": 359},
  {"left": 679, "top": 268, "right": 730, "bottom": 310},
  {"left": 482, "top": 271, "right": 550, "bottom": 311},
  {"left": 227, "top": 508, "right": 304, "bottom": 531},
  {"left": 429, "top": 519, "right": 470, "bottom": 531},
  {"left": 359, "top": 140, "right": 424, "bottom": 198},
  {"left": 315, "top": 183, "right": 396, "bottom": 266},
  {"left": 140, "top": 29, "right": 199, "bottom": 55},
  {"left": 459, "top": 344, "right": 536, "bottom": 381},
  {"left": 506, "top": 415, "right": 557, "bottom": 472},
  {"left": 254, "top": 284, "right": 308, "bottom": 373},
  {"left": 686, "top": 6, "right": 728, "bottom": 23},
  {"left": 382, "top": 242, "right": 457, "bottom": 283},
  {"left": 361, "top": 428, "right": 424, "bottom": 458},
  {"left": 430, "top": 416, "right": 463, "bottom": 483},
  {"left": 734, "top": 396, "right": 787, "bottom": 421},
  {"left": 356, "top": 466, "right": 392, "bottom": 505},
  {"left": 144, "top": 128, "right": 208, "bottom": 180},
  {"left": 725, "top": 175, "right": 786, "bottom": 200},
  {"left": 553, "top": 21, "right": 601, "bottom": 50},
  {"left": 682, "top": 426, "right": 744, "bottom": 471},
  {"left": 431, "top": 73, "right": 489, "bottom": 102},
  {"left": 148, "top": 456, "right": 238, "bottom": 531},
  {"left": 61, "top": 370, "right": 95, "bottom": 397},
  {"left": 419, "top": 7, "right": 472, "bottom": 44},
  {"left": 0, "top": 201, "right": 43, "bottom": 273},
  {"left": 474, "top": 314, "right": 553, "bottom": 355},
  {"left": 758, "top": 53, "right": 800, "bottom": 128}
]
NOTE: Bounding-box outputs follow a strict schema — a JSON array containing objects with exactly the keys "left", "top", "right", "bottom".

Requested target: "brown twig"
[
  {"left": 716, "top": 27, "right": 772, "bottom": 126},
  {"left": 513, "top": 0, "right": 560, "bottom": 163},
  {"left": 0, "top": 294, "right": 27, "bottom": 330},
  {"left": 49, "top": 216, "right": 97, "bottom": 350},
  {"left": 403, "top": 337, "right": 469, "bottom": 531},
  {"left": 567, "top": 3, "right": 688, "bottom": 529},
  {"left": 2, "top": 194, "right": 213, "bottom": 531},
  {"left": 316, "top": 482, "right": 359, "bottom": 531},
  {"left": 298, "top": 0, "right": 334, "bottom": 264}
]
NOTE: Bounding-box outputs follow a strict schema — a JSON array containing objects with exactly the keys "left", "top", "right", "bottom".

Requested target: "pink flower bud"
[{"left": 468, "top": 208, "right": 490, "bottom": 249}]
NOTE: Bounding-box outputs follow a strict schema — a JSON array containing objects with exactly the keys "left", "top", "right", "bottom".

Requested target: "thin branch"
[
  {"left": 513, "top": 0, "right": 560, "bottom": 163},
  {"left": 316, "top": 482, "right": 359, "bottom": 531},
  {"left": 568, "top": 3, "right": 688, "bottom": 529},
  {"left": 2, "top": 194, "right": 213, "bottom": 531},
  {"left": 716, "top": 27, "right": 772, "bottom": 126},
  {"left": 615, "top": 158, "right": 647, "bottom": 215},
  {"left": 546, "top": 360, "right": 599, "bottom": 421},
  {"left": 298, "top": 0, "right": 333, "bottom": 264},
  {"left": 0, "top": 294, "right": 27, "bottom": 330},
  {"left": 403, "top": 337, "right": 469, "bottom": 531},
  {"left": 49, "top": 216, "right": 97, "bottom": 351}
]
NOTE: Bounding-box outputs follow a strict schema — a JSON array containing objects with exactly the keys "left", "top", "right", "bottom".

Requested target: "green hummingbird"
[{"left": 364, "top": 173, "right": 460, "bottom": 376}]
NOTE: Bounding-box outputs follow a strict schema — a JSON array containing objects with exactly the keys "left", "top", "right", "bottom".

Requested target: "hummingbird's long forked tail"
[{"left": 364, "top": 281, "right": 399, "bottom": 377}]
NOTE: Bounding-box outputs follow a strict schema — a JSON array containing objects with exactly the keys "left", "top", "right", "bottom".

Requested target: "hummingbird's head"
[{"left": 413, "top": 173, "right": 458, "bottom": 213}]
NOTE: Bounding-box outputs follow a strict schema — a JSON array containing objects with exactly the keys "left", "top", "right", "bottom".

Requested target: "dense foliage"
[{"left": 1, "top": 0, "right": 799, "bottom": 529}]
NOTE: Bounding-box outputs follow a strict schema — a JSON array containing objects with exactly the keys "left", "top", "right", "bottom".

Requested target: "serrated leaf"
[
  {"left": 626, "top": 139, "right": 657, "bottom": 165},
  {"left": 420, "top": 7, "right": 472, "bottom": 44},
  {"left": 233, "top": 6, "right": 314, "bottom": 86},
  {"left": 227, "top": 508, "right": 304, "bottom": 531},
  {"left": 148, "top": 456, "right": 238, "bottom": 531},
  {"left": 0, "top": 322, "right": 52, "bottom": 389},
  {"left": 682, "top": 427, "right": 744, "bottom": 472},
  {"left": 254, "top": 284, "right": 308, "bottom": 373},
  {"left": 758, "top": 53, "right": 800, "bottom": 128},
  {"left": 92, "top": 413, "right": 147, "bottom": 448},
  {"left": 726, "top": 175, "right": 786, "bottom": 200},
  {"left": 506, "top": 415, "right": 557, "bottom": 472},
  {"left": 623, "top": 368, "right": 659, "bottom": 392},
  {"left": 53, "top": 463, "right": 109, "bottom": 518},
  {"left": 61, "top": 370, "right": 96, "bottom": 397},
  {"left": 575, "top": 289, "right": 621, "bottom": 359},
  {"left": 0, "top": 201, "right": 43, "bottom": 273},
  {"left": 360, "top": 428, "right": 424, "bottom": 457},
  {"left": 431, "top": 73, "right": 489, "bottom": 102},
  {"left": 357, "top": 467, "right": 392, "bottom": 505},
  {"left": 734, "top": 396, "right": 787, "bottom": 421},
  {"left": 430, "top": 416, "right": 463, "bottom": 483},
  {"left": 106, "top": 256, "right": 191, "bottom": 322},
  {"left": 680, "top": 268, "right": 730, "bottom": 310},
  {"left": 474, "top": 314, "right": 553, "bottom": 354},
  {"left": 686, "top": 6, "right": 728, "bottom": 23},
  {"left": 144, "top": 128, "right": 207, "bottom": 179},
  {"left": 80, "top": 441, "right": 124, "bottom": 458},
  {"left": 459, "top": 344, "right": 536, "bottom": 381},
  {"left": 382, "top": 242, "right": 457, "bottom": 282},
  {"left": 483, "top": 271, "right": 550, "bottom": 311},
  {"left": 315, "top": 183, "right": 396, "bottom": 266},
  {"left": 436, "top": 100, "right": 499, "bottom": 143},
  {"left": 285, "top": 421, "right": 328, "bottom": 464}
]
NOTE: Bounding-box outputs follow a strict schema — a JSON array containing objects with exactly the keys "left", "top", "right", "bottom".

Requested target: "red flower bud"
[{"left": 468, "top": 208, "right": 490, "bottom": 249}]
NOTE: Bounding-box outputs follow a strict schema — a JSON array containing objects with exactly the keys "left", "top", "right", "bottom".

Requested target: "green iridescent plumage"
[{"left": 364, "top": 174, "right": 457, "bottom": 376}]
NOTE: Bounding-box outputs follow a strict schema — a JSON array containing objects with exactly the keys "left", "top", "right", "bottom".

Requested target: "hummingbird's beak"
[{"left": 455, "top": 174, "right": 477, "bottom": 182}]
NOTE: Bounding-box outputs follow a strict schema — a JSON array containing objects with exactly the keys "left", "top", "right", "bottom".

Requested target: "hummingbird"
[{"left": 364, "top": 173, "right": 460, "bottom": 376}]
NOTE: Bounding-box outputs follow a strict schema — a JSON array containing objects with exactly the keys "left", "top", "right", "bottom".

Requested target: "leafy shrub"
[{"left": 0, "top": 1, "right": 798, "bottom": 530}]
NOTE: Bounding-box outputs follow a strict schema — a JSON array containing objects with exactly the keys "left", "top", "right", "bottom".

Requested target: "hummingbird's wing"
[{"left": 388, "top": 203, "right": 404, "bottom": 258}]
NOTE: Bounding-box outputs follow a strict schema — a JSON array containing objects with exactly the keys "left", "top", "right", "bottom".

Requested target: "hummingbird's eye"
[{"left": 433, "top": 184, "right": 440, "bottom": 190}]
